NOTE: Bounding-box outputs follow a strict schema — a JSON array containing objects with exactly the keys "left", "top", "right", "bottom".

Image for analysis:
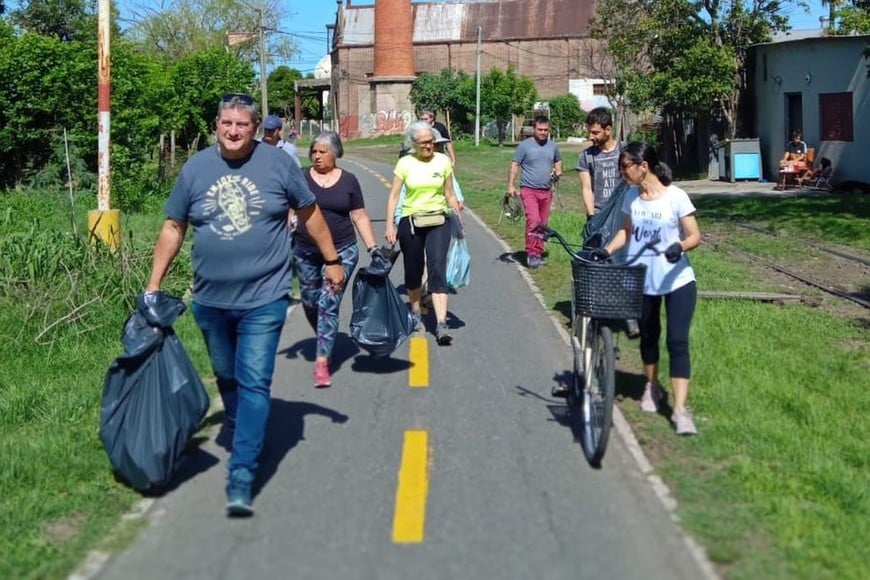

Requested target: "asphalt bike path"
[{"left": 87, "top": 156, "right": 711, "bottom": 580}]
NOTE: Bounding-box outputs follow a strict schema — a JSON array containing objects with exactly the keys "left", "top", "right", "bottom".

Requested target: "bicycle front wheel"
[{"left": 580, "top": 323, "right": 615, "bottom": 466}]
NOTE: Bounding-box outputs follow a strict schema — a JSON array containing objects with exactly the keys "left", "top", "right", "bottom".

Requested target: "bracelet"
[{"left": 324, "top": 257, "right": 342, "bottom": 266}]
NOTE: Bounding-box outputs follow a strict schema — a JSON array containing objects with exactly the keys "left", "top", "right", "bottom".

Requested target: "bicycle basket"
[{"left": 571, "top": 260, "right": 647, "bottom": 319}]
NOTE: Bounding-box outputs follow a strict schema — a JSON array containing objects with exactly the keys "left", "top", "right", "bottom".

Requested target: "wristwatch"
[{"left": 324, "top": 257, "right": 342, "bottom": 266}]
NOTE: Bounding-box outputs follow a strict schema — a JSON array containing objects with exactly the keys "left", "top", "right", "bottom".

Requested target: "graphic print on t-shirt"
[
  {"left": 203, "top": 174, "right": 265, "bottom": 238},
  {"left": 631, "top": 206, "right": 665, "bottom": 244}
]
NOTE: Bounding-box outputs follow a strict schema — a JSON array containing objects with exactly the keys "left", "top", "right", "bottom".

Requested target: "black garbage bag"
[
  {"left": 349, "top": 265, "right": 413, "bottom": 358},
  {"left": 581, "top": 179, "right": 631, "bottom": 263},
  {"left": 99, "top": 292, "right": 210, "bottom": 491}
]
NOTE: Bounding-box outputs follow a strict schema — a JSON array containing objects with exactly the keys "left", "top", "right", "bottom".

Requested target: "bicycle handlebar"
[{"left": 534, "top": 225, "right": 661, "bottom": 265}]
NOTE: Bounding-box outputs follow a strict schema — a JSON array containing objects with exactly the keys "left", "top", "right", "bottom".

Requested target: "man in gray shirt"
[
  {"left": 577, "top": 107, "right": 623, "bottom": 217},
  {"left": 145, "top": 93, "right": 344, "bottom": 517},
  {"left": 507, "top": 116, "right": 562, "bottom": 268}
]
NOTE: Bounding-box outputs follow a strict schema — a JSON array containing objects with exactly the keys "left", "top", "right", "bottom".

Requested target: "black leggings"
[
  {"left": 639, "top": 282, "right": 697, "bottom": 379},
  {"left": 397, "top": 216, "right": 451, "bottom": 294}
]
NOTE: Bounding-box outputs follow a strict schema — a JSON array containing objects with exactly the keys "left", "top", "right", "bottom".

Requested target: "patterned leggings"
[{"left": 295, "top": 243, "right": 359, "bottom": 359}]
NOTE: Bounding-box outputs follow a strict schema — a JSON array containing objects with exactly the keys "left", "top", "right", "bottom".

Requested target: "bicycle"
[{"left": 535, "top": 225, "right": 659, "bottom": 466}]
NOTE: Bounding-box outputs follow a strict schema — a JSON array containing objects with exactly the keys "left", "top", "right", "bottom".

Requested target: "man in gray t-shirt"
[
  {"left": 507, "top": 116, "right": 563, "bottom": 268},
  {"left": 577, "top": 107, "right": 624, "bottom": 216},
  {"left": 145, "top": 92, "right": 344, "bottom": 517}
]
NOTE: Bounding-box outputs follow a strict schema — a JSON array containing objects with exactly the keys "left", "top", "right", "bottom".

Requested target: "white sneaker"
[
  {"left": 671, "top": 408, "right": 698, "bottom": 436},
  {"left": 640, "top": 382, "right": 664, "bottom": 413}
]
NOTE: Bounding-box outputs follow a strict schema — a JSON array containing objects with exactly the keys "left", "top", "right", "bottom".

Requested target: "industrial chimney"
[{"left": 374, "top": 0, "right": 414, "bottom": 77}]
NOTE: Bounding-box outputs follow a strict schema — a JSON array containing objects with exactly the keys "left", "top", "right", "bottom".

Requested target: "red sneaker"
[{"left": 313, "top": 360, "right": 331, "bottom": 388}]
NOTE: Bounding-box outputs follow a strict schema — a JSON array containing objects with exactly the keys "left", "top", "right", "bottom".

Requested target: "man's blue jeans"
[{"left": 192, "top": 296, "right": 289, "bottom": 473}]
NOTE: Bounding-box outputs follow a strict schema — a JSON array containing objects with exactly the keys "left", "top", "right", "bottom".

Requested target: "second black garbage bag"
[{"left": 349, "top": 254, "right": 413, "bottom": 358}]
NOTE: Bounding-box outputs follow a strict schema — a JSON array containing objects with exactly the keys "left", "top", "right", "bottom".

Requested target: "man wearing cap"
[
  {"left": 419, "top": 109, "right": 456, "bottom": 168},
  {"left": 145, "top": 93, "right": 344, "bottom": 517},
  {"left": 262, "top": 114, "right": 301, "bottom": 168}
]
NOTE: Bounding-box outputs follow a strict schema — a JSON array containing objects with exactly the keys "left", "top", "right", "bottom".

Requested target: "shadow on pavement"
[
  {"left": 280, "top": 332, "right": 360, "bottom": 373},
  {"left": 139, "top": 439, "right": 221, "bottom": 497},
  {"left": 254, "top": 399, "right": 349, "bottom": 497},
  {"left": 351, "top": 355, "right": 412, "bottom": 374}
]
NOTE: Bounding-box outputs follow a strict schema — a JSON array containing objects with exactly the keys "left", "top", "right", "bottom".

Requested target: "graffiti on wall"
[{"left": 360, "top": 109, "right": 414, "bottom": 136}]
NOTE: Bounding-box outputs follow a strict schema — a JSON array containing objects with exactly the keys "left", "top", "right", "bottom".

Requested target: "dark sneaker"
[
  {"left": 226, "top": 468, "right": 255, "bottom": 517},
  {"left": 435, "top": 323, "right": 453, "bottom": 345},
  {"left": 410, "top": 309, "right": 424, "bottom": 332}
]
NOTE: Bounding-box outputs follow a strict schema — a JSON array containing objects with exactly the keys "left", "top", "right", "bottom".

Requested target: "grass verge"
[{"left": 0, "top": 190, "right": 209, "bottom": 578}]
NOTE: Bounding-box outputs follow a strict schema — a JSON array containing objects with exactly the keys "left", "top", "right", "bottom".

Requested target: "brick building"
[{"left": 329, "top": 0, "right": 606, "bottom": 139}]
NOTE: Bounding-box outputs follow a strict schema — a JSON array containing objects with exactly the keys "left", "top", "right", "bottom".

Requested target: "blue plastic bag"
[{"left": 446, "top": 237, "right": 471, "bottom": 289}]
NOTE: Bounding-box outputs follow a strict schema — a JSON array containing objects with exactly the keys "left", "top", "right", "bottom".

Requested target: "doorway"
[{"left": 785, "top": 93, "right": 803, "bottom": 141}]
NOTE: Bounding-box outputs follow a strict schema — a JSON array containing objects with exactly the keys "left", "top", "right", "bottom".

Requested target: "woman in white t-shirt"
[{"left": 600, "top": 142, "right": 702, "bottom": 435}]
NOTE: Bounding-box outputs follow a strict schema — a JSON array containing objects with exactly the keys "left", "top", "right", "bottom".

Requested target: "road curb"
[{"left": 463, "top": 207, "right": 720, "bottom": 580}]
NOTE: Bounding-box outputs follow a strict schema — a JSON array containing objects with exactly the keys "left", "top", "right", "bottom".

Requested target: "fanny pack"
[{"left": 411, "top": 212, "right": 446, "bottom": 228}]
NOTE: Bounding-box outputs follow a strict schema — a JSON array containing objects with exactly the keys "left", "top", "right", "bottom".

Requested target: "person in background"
[
  {"left": 779, "top": 129, "right": 808, "bottom": 172},
  {"left": 262, "top": 115, "right": 301, "bottom": 168},
  {"left": 506, "top": 115, "right": 563, "bottom": 268},
  {"left": 577, "top": 107, "right": 623, "bottom": 217},
  {"left": 598, "top": 141, "right": 702, "bottom": 436},
  {"left": 576, "top": 107, "right": 639, "bottom": 339},
  {"left": 419, "top": 109, "right": 457, "bottom": 168},
  {"left": 386, "top": 121, "right": 463, "bottom": 345},
  {"left": 297, "top": 131, "right": 387, "bottom": 388},
  {"left": 145, "top": 93, "right": 345, "bottom": 516}
]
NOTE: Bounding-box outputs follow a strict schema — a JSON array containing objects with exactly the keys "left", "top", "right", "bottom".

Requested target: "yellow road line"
[
  {"left": 392, "top": 430, "right": 430, "bottom": 543},
  {"left": 408, "top": 336, "right": 429, "bottom": 388}
]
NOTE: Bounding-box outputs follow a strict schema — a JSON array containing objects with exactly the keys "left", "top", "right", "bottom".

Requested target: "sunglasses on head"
[{"left": 222, "top": 92, "right": 254, "bottom": 106}]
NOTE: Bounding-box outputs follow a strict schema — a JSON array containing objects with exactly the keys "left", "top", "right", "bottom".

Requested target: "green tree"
[
  {"left": 478, "top": 66, "right": 537, "bottom": 145},
  {"left": 546, "top": 93, "right": 585, "bottom": 139},
  {"left": 409, "top": 67, "right": 473, "bottom": 134},
  {"left": 268, "top": 65, "right": 306, "bottom": 119},
  {"left": 592, "top": 0, "right": 791, "bottom": 139},
  {"left": 165, "top": 48, "right": 257, "bottom": 151},
  {"left": 0, "top": 33, "right": 97, "bottom": 184},
  {"left": 835, "top": 1, "right": 870, "bottom": 33},
  {"left": 10, "top": 0, "right": 97, "bottom": 41},
  {"left": 123, "top": 0, "right": 295, "bottom": 64}
]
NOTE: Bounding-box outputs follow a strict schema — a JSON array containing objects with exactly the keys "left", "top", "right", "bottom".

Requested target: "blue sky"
[{"left": 280, "top": 0, "right": 833, "bottom": 75}]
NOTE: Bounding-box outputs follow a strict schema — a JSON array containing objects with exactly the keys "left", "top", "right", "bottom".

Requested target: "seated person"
[
  {"left": 779, "top": 129, "right": 808, "bottom": 172},
  {"left": 797, "top": 157, "right": 833, "bottom": 188}
]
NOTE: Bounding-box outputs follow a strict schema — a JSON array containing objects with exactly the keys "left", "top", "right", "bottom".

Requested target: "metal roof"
[{"left": 337, "top": 0, "right": 593, "bottom": 47}]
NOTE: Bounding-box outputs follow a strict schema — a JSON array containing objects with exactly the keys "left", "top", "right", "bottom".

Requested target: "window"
[
  {"left": 592, "top": 83, "right": 608, "bottom": 96},
  {"left": 819, "top": 92, "right": 853, "bottom": 142}
]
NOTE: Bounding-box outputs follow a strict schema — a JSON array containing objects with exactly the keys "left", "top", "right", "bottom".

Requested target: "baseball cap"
[
  {"left": 431, "top": 128, "right": 450, "bottom": 144},
  {"left": 263, "top": 115, "right": 283, "bottom": 131}
]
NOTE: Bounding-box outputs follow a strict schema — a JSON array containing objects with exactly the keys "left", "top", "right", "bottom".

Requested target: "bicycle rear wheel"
[{"left": 580, "top": 323, "right": 615, "bottom": 466}]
